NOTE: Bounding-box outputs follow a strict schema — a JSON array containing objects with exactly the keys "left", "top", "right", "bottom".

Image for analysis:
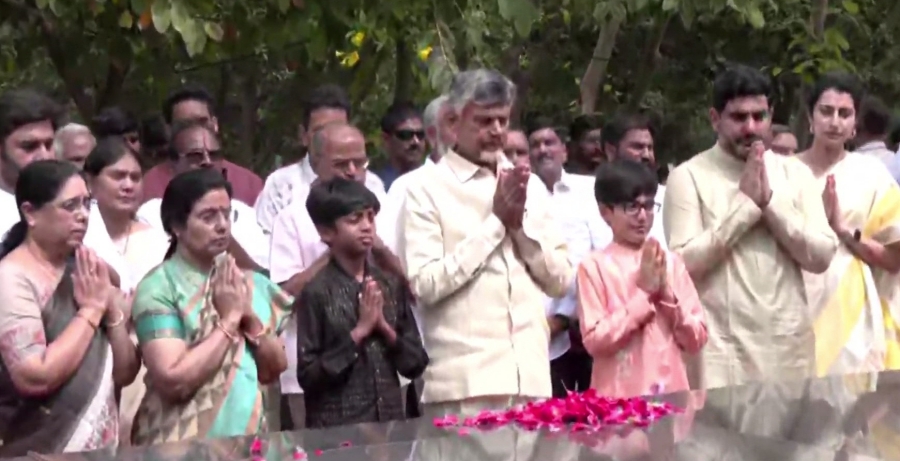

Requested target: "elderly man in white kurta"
[{"left": 400, "top": 69, "right": 572, "bottom": 417}]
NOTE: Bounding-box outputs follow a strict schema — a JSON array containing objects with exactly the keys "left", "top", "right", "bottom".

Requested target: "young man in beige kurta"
[{"left": 662, "top": 65, "right": 838, "bottom": 389}]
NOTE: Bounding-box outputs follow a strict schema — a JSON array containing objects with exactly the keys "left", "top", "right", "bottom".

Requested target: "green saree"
[{"left": 130, "top": 254, "right": 292, "bottom": 445}]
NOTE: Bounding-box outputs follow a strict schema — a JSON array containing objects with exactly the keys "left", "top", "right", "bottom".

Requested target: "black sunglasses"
[{"left": 394, "top": 129, "right": 425, "bottom": 142}]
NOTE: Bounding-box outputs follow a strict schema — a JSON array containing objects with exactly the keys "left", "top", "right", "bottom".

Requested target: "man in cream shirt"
[{"left": 400, "top": 69, "right": 572, "bottom": 416}]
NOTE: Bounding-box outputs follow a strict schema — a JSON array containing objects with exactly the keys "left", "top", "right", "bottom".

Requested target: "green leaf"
[
  {"left": 277, "top": 0, "right": 291, "bottom": 13},
  {"left": 772, "top": 66, "right": 782, "bottom": 76},
  {"left": 151, "top": 0, "right": 171, "bottom": 33},
  {"left": 183, "top": 22, "right": 207, "bottom": 57},
  {"left": 204, "top": 22, "right": 224, "bottom": 41},
  {"left": 35, "top": 0, "right": 49, "bottom": 9},
  {"left": 746, "top": 6, "right": 765, "bottom": 28},
  {"left": 662, "top": 0, "right": 679, "bottom": 12},
  {"left": 170, "top": 2, "right": 192, "bottom": 35},
  {"left": 629, "top": 0, "right": 650, "bottom": 13},
  {"left": 593, "top": 2, "right": 610, "bottom": 21},
  {"left": 841, "top": 0, "right": 859, "bottom": 14},
  {"left": 824, "top": 28, "right": 850, "bottom": 51},
  {"left": 118, "top": 11, "right": 134, "bottom": 28},
  {"left": 498, "top": 0, "right": 514, "bottom": 20}
]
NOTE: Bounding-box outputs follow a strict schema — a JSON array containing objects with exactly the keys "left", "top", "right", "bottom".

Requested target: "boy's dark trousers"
[{"left": 550, "top": 326, "right": 593, "bottom": 397}]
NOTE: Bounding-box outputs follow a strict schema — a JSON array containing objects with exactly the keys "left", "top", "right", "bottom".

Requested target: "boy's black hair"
[
  {"left": 594, "top": 157, "right": 658, "bottom": 205},
  {"left": 306, "top": 177, "right": 381, "bottom": 228}
]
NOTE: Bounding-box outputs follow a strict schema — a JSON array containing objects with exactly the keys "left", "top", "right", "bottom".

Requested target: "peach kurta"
[{"left": 576, "top": 243, "right": 707, "bottom": 397}]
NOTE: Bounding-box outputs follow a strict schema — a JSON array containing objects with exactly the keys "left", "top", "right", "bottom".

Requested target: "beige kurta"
[{"left": 662, "top": 144, "right": 838, "bottom": 389}]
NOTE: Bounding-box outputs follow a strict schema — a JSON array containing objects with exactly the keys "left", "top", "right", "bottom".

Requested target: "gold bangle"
[
  {"left": 216, "top": 321, "right": 240, "bottom": 343},
  {"left": 245, "top": 326, "right": 271, "bottom": 347},
  {"left": 105, "top": 309, "right": 126, "bottom": 328}
]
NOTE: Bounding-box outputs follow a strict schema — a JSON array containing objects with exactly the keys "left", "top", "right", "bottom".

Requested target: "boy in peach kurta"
[{"left": 577, "top": 158, "right": 707, "bottom": 398}]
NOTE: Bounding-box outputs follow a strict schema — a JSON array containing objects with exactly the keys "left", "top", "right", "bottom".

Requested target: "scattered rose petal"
[
  {"left": 432, "top": 389, "right": 681, "bottom": 434},
  {"left": 293, "top": 447, "right": 307, "bottom": 460},
  {"left": 314, "top": 449, "right": 323, "bottom": 456},
  {"left": 339, "top": 441, "right": 352, "bottom": 447},
  {"left": 250, "top": 436, "right": 263, "bottom": 455},
  {"left": 457, "top": 428, "right": 470, "bottom": 436}
]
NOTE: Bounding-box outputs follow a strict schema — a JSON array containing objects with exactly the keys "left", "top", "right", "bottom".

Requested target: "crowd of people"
[{"left": 0, "top": 61, "right": 898, "bottom": 457}]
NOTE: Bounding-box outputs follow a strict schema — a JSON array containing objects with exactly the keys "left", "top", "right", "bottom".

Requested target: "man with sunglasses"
[
  {"left": 600, "top": 112, "right": 667, "bottom": 247},
  {"left": 374, "top": 102, "right": 426, "bottom": 190},
  {"left": 135, "top": 121, "right": 269, "bottom": 271},
  {"left": 0, "top": 89, "right": 63, "bottom": 239}
]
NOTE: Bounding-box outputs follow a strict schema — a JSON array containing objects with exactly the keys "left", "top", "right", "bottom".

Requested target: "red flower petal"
[
  {"left": 339, "top": 441, "right": 353, "bottom": 447},
  {"left": 431, "top": 391, "right": 681, "bottom": 435},
  {"left": 314, "top": 449, "right": 323, "bottom": 456}
]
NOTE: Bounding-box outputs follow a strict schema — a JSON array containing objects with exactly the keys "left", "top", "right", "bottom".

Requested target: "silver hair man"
[
  {"left": 423, "top": 95, "right": 449, "bottom": 157},
  {"left": 444, "top": 69, "right": 516, "bottom": 161},
  {"left": 446, "top": 69, "right": 516, "bottom": 114},
  {"left": 53, "top": 123, "right": 95, "bottom": 169}
]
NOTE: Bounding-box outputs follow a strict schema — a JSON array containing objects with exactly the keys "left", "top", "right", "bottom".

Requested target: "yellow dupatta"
[{"left": 812, "top": 157, "right": 900, "bottom": 381}]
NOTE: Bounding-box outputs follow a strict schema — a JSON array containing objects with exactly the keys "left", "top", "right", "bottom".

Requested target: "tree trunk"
[
  {"left": 625, "top": 14, "right": 672, "bottom": 110},
  {"left": 393, "top": 37, "right": 413, "bottom": 103},
  {"left": 579, "top": 17, "right": 623, "bottom": 114}
]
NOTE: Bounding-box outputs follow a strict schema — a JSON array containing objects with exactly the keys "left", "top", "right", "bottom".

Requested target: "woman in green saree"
[{"left": 130, "top": 168, "right": 292, "bottom": 445}]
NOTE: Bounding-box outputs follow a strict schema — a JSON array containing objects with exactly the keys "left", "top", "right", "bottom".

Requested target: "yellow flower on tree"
[
  {"left": 335, "top": 50, "right": 360, "bottom": 67},
  {"left": 350, "top": 31, "right": 365, "bottom": 48},
  {"left": 418, "top": 46, "right": 433, "bottom": 62}
]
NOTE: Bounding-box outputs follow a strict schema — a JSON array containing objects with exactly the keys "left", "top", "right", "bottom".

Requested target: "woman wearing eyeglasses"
[{"left": 0, "top": 160, "right": 139, "bottom": 456}]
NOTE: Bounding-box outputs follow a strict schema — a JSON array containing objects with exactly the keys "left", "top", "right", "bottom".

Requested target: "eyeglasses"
[
  {"left": 620, "top": 201, "right": 660, "bottom": 216},
  {"left": 394, "top": 130, "right": 425, "bottom": 142},
  {"left": 332, "top": 158, "right": 370, "bottom": 172},
  {"left": 55, "top": 196, "right": 93, "bottom": 214}
]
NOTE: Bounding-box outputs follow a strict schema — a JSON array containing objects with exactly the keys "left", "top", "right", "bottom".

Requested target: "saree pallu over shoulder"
[
  {"left": 131, "top": 257, "right": 292, "bottom": 445},
  {"left": 813, "top": 171, "right": 900, "bottom": 379},
  {"left": 0, "top": 271, "right": 118, "bottom": 457}
]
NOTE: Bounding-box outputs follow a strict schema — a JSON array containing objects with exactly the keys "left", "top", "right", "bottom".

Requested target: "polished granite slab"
[{"left": 9, "top": 370, "right": 900, "bottom": 460}]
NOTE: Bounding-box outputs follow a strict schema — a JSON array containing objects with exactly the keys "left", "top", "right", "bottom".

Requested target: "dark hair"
[
  {"left": 712, "top": 64, "right": 772, "bottom": 112},
  {"left": 601, "top": 112, "right": 655, "bottom": 152},
  {"left": 380, "top": 101, "right": 421, "bottom": 133},
  {"left": 857, "top": 94, "right": 890, "bottom": 137},
  {"left": 306, "top": 177, "right": 380, "bottom": 228},
  {"left": 0, "top": 88, "right": 64, "bottom": 145},
  {"left": 594, "top": 158, "right": 658, "bottom": 205},
  {"left": 806, "top": 71, "right": 864, "bottom": 116},
  {"left": 140, "top": 114, "right": 170, "bottom": 149},
  {"left": 569, "top": 114, "right": 603, "bottom": 143},
  {"left": 160, "top": 168, "right": 232, "bottom": 259},
  {"left": 890, "top": 119, "right": 900, "bottom": 146},
  {"left": 304, "top": 84, "right": 351, "bottom": 128},
  {"left": 162, "top": 85, "right": 215, "bottom": 124},
  {"left": 91, "top": 106, "right": 139, "bottom": 137},
  {"left": 83, "top": 136, "right": 140, "bottom": 177},
  {"left": 771, "top": 124, "right": 793, "bottom": 136},
  {"left": 0, "top": 160, "right": 81, "bottom": 259},
  {"left": 167, "top": 119, "right": 216, "bottom": 160},
  {"left": 523, "top": 114, "right": 563, "bottom": 139}
]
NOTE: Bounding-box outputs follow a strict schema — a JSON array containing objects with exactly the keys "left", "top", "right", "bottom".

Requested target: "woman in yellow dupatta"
[{"left": 796, "top": 73, "right": 900, "bottom": 380}]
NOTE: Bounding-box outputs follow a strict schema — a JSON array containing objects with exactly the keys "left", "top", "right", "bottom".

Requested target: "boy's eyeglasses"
[{"left": 620, "top": 201, "right": 660, "bottom": 216}]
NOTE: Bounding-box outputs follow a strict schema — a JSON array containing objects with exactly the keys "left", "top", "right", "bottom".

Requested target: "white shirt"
[
  {"left": 855, "top": 141, "right": 896, "bottom": 167},
  {"left": 654, "top": 184, "right": 668, "bottom": 247},
  {"left": 540, "top": 173, "right": 612, "bottom": 360},
  {"left": 83, "top": 203, "right": 170, "bottom": 292},
  {"left": 0, "top": 189, "right": 18, "bottom": 241},
  {"left": 268, "top": 178, "right": 388, "bottom": 395},
  {"left": 136, "top": 198, "right": 269, "bottom": 269},
  {"left": 254, "top": 157, "right": 387, "bottom": 235}
]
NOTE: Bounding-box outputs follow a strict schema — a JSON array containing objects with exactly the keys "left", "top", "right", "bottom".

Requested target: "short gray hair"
[
  {"left": 446, "top": 69, "right": 516, "bottom": 113},
  {"left": 53, "top": 123, "right": 93, "bottom": 158},
  {"left": 310, "top": 122, "right": 362, "bottom": 159},
  {"left": 423, "top": 95, "right": 448, "bottom": 129}
]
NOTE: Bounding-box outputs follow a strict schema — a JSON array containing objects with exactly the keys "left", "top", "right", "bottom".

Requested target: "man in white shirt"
[
  {"left": 401, "top": 69, "right": 572, "bottom": 417},
  {"left": 601, "top": 112, "right": 667, "bottom": 245},
  {"left": 854, "top": 94, "right": 896, "bottom": 168},
  {"left": 135, "top": 121, "right": 268, "bottom": 269},
  {"left": 524, "top": 115, "right": 610, "bottom": 396},
  {"left": 0, "top": 89, "right": 63, "bottom": 239},
  {"left": 255, "top": 84, "right": 384, "bottom": 235},
  {"left": 269, "top": 122, "right": 400, "bottom": 429}
]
